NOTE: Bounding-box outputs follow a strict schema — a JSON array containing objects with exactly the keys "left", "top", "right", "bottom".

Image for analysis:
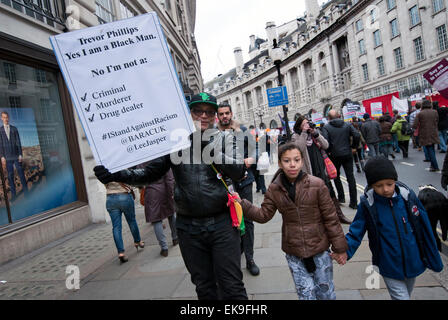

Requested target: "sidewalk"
[{"left": 1, "top": 169, "right": 448, "bottom": 300}]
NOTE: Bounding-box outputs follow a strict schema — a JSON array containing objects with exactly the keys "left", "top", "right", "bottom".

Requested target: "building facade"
[
  {"left": 0, "top": 0, "right": 202, "bottom": 264},
  {"left": 205, "top": 0, "right": 448, "bottom": 129}
]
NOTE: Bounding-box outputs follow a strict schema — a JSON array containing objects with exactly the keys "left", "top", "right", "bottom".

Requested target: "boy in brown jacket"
[{"left": 235, "top": 142, "right": 347, "bottom": 300}]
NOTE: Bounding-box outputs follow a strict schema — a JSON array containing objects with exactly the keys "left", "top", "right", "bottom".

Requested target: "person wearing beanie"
[
  {"left": 332, "top": 156, "right": 443, "bottom": 300},
  {"left": 93, "top": 92, "right": 249, "bottom": 300},
  {"left": 360, "top": 113, "right": 381, "bottom": 158}
]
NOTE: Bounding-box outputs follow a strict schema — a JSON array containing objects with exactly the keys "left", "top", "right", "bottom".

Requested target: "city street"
[{"left": 0, "top": 144, "right": 447, "bottom": 301}]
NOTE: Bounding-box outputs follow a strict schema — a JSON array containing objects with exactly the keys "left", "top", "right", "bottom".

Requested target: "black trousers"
[
  {"left": 398, "top": 140, "right": 410, "bottom": 158},
  {"left": 331, "top": 154, "right": 358, "bottom": 207},
  {"left": 177, "top": 215, "right": 248, "bottom": 300},
  {"left": 235, "top": 182, "right": 255, "bottom": 262},
  {"left": 251, "top": 165, "right": 266, "bottom": 192}
]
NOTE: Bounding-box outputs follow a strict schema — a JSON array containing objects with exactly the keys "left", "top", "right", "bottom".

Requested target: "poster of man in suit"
[{"left": 0, "top": 111, "right": 28, "bottom": 200}]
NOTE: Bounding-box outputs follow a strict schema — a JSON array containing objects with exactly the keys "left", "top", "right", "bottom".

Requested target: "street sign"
[{"left": 267, "top": 86, "right": 289, "bottom": 107}]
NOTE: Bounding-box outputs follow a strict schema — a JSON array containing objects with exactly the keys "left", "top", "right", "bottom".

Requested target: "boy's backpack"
[{"left": 401, "top": 121, "right": 413, "bottom": 136}]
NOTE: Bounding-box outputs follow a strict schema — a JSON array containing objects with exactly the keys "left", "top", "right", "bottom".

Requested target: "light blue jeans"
[
  {"left": 106, "top": 193, "right": 141, "bottom": 254},
  {"left": 286, "top": 250, "right": 336, "bottom": 300},
  {"left": 439, "top": 129, "right": 448, "bottom": 152},
  {"left": 367, "top": 143, "right": 379, "bottom": 158},
  {"left": 153, "top": 214, "right": 178, "bottom": 250},
  {"left": 383, "top": 276, "right": 416, "bottom": 300}
]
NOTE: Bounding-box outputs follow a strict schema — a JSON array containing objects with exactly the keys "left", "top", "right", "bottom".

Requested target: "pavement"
[{"left": 0, "top": 146, "right": 448, "bottom": 300}]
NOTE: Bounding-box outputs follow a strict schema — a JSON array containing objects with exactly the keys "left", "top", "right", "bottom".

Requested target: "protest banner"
[
  {"left": 424, "top": 58, "right": 448, "bottom": 99},
  {"left": 50, "top": 13, "right": 194, "bottom": 172},
  {"left": 311, "top": 112, "right": 324, "bottom": 127},
  {"left": 391, "top": 95, "right": 409, "bottom": 116},
  {"left": 342, "top": 103, "right": 359, "bottom": 122},
  {"left": 371, "top": 102, "right": 383, "bottom": 118}
]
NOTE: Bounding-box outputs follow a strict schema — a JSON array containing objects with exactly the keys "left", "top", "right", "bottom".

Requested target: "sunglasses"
[{"left": 191, "top": 109, "right": 215, "bottom": 117}]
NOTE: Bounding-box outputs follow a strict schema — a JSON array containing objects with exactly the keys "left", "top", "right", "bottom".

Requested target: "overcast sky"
[{"left": 195, "top": 0, "right": 326, "bottom": 83}]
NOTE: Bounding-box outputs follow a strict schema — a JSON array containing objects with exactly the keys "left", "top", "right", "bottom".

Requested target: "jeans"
[
  {"left": 383, "top": 276, "right": 416, "bottom": 300},
  {"left": 176, "top": 214, "right": 248, "bottom": 300},
  {"left": 286, "top": 251, "right": 336, "bottom": 300},
  {"left": 367, "top": 143, "right": 379, "bottom": 158},
  {"left": 439, "top": 129, "right": 448, "bottom": 152},
  {"left": 392, "top": 133, "right": 399, "bottom": 151},
  {"left": 6, "top": 159, "right": 28, "bottom": 197},
  {"left": 331, "top": 154, "right": 357, "bottom": 207},
  {"left": 423, "top": 144, "right": 439, "bottom": 170},
  {"left": 106, "top": 193, "right": 141, "bottom": 254},
  {"left": 380, "top": 144, "right": 393, "bottom": 158},
  {"left": 153, "top": 214, "right": 178, "bottom": 250}
]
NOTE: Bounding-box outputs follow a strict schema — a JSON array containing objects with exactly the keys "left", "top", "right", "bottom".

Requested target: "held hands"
[
  {"left": 244, "top": 157, "right": 255, "bottom": 169},
  {"left": 330, "top": 252, "right": 348, "bottom": 265},
  {"left": 94, "top": 165, "right": 117, "bottom": 184},
  {"left": 232, "top": 192, "right": 242, "bottom": 204}
]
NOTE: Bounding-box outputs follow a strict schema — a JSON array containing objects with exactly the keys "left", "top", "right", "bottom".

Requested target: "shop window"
[{"left": 0, "top": 59, "right": 78, "bottom": 226}]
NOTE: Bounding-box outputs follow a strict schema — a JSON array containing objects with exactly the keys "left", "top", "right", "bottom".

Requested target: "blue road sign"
[{"left": 267, "top": 86, "right": 288, "bottom": 107}]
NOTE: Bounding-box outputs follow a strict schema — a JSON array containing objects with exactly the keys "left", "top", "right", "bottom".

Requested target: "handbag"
[
  {"left": 210, "top": 164, "right": 245, "bottom": 235},
  {"left": 119, "top": 183, "right": 136, "bottom": 200},
  {"left": 317, "top": 148, "right": 337, "bottom": 180},
  {"left": 312, "top": 136, "right": 337, "bottom": 180},
  {"left": 139, "top": 187, "right": 145, "bottom": 206}
]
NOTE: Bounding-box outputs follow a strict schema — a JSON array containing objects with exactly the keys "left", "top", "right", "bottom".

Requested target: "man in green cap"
[{"left": 94, "top": 92, "right": 248, "bottom": 300}]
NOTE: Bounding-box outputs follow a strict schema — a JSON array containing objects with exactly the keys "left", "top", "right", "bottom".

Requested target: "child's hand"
[
  {"left": 330, "top": 252, "right": 348, "bottom": 265},
  {"left": 232, "top": 192, "right": 242, "bottom": 203}
]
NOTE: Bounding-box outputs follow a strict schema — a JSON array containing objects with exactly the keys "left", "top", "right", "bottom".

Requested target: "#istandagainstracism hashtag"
[{"left": 102, "top": 133, "right": 107, "bottom": 140}]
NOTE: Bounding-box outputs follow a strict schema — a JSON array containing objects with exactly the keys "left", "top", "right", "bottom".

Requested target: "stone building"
[
  {"left": 0, "top": 0, "right": 202, "bottom": 264},
  {"left": 205, "top": 0, "right": 448, "bottom": 129}
]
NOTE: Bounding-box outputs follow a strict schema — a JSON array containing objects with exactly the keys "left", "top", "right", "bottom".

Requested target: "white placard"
[
  {"left": 311, "top": 112, "right": 324, "bottom": 126},
  {"left": 50, "top": 13, "right": 194, "bottom": 172},
  {"left": 371, "top": 102, "right": 383, "bottom": 118}
]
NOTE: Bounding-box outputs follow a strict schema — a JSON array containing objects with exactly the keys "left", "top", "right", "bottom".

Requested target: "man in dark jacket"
[
  {"left": 0, "top": 111, "right": 28, "bottom": 200},
  {"left": 413, "top": 100, "right": 440, "bottom": 172},
  {"left": 322, "top": 110, "right": 360, "bottom": 209},
  {"left": 94, "top": 93, "right": 248, "bottom": 300},
  {"left": 360, "top": 113, "right": 381, "bottom": 157},
  {"left": 217, "top": 103, "right": 260, "bottom": 276}
]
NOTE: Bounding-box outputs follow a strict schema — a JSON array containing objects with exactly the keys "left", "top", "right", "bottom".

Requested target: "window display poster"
[
  {"left": 0, "top": 108, "right": 77, "bottom": 226},
  {"left": 50, "top": 12, "right": 194, "bottom": 173},
  {"left": 423, "top": 58, "right": 448, "bottom": 99}
]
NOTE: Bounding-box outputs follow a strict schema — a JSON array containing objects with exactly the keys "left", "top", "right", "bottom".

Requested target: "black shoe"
[
  {"left": 390, "top": 154, "right": 395, "bottom": 159},
  {"left": 441, "top": 150, "right": 447, "bottom": 153},
  {"left": 261, "top": 190, "right": 266, "bottom": 195},
  {"left": 349, "top": 203, "right": 357, "bottom": 210},
  {"left": 246, "top": 260, "right": 260, "bottom": 276},
  {"left": 118, "top": 254, "right": 128, "bottom": 264},
  {"left": 160, "top": 249, "right": 168, "bottom": 257},
  {"left": 429, "top": 168, "right": 440, "bottom": 172},
  {"left": 423, "top": 159, "right": 430, "bottom": 162},
  {"left": 172, "top": 239, "right": 179, "bottom": 246},
  {"left": 338, "top": 198, "right": 345, "bottom": 204}
]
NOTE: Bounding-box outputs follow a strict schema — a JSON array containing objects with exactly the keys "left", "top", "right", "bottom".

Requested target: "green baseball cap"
[{"left": 188, "top": 92, "right": 219, "bottom": 110}]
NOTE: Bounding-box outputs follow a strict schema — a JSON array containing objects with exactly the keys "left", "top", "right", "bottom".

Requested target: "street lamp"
[
  {"left": 272, "top": 39, "right": 292, "bottom": 139},
  {"left": 255, "top": 109, "right": 265, "bottom": 128}
]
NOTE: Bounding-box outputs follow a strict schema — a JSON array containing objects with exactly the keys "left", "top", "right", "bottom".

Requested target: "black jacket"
[
  {"left": 322, "top": 119, "right": 360, "bottom": 158},
  {"left": 360, "top": 119, "right": 381, "bottom": 144},
  {"left": 438, "top": 107, "right": 448, "bottom": 131},
  {"left": 116, "top": 129, "right": 245, "bottom": 218}
]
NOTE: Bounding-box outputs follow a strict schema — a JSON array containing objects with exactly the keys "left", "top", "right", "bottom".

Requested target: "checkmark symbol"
[
  {"left": 88, "top": 114, "right": 95, "bottom": 122},
  {"left": 81, "top": 93, "right": 87, "bottom": 102},
  {"left": 85, "top": 103, "right": 91, "bottom": 112}
]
